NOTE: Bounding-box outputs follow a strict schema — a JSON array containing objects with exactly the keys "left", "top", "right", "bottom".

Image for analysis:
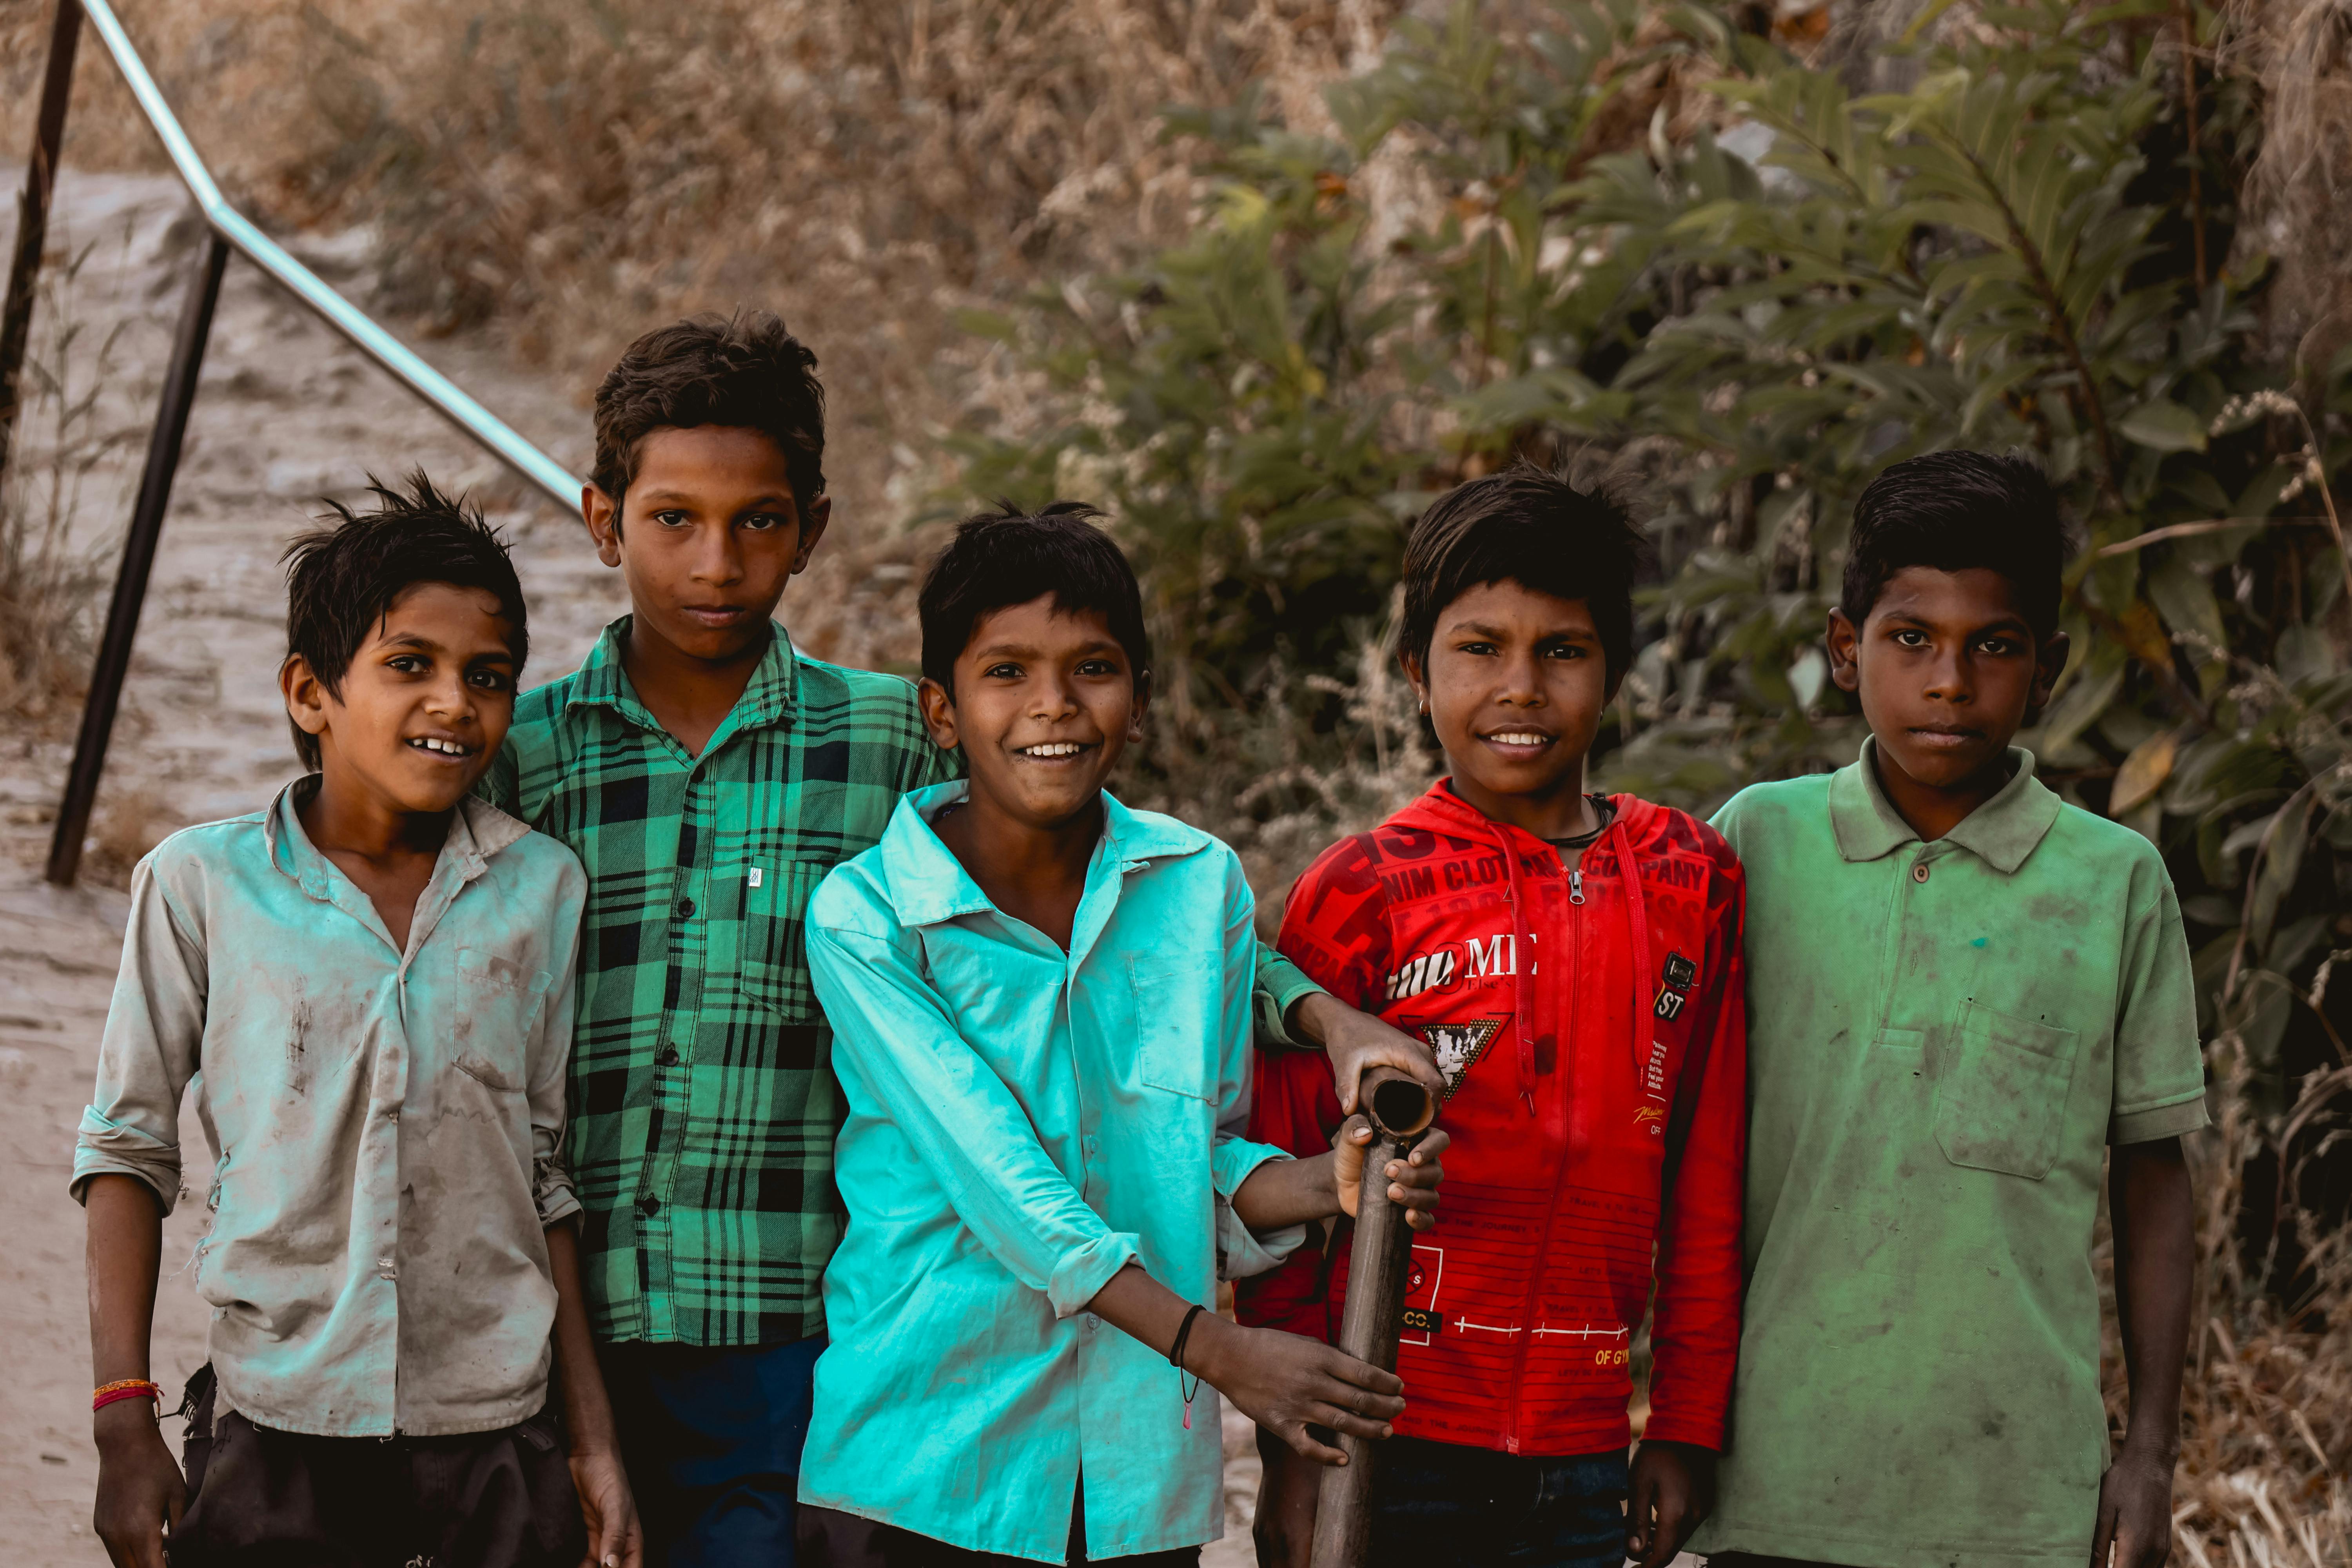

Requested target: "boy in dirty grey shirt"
[{"left": 74, "top": 479, "right": 641, "bottom": 1568}]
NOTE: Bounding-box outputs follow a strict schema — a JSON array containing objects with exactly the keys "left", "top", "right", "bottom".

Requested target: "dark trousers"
[
  {"left": 797, "top": 1485, "right": 1200, "bottom": 1568},
  {"left": 1363, "top": 1438, "right": 1630, "bottom": 1568},
  {"left": 168, "top": 1365, "right": 586, "bottom": 1568},
  {"left": 597, "top": 1334, "right": 826, "bottom": 1568}
]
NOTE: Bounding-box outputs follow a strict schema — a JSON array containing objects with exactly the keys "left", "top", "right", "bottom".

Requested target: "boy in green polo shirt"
[{"left": 1696, "top": 451, "right": 2205, "bottom": 1568}]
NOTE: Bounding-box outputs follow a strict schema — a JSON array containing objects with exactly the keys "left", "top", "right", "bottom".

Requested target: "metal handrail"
[
  {"left": 76, "top": 0, "right": 578, "bottom": 510},
  {"left": 1, "top": 0, "right": 583, "bottom": 884}
]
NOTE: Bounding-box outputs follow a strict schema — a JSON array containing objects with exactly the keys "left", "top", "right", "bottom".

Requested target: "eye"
[
  {"left": 1456, "top": 640, "right": 1498, "bottom": 657},
  {"left": 386, "top": 653, "right": 428, "bottom": 674},
  {"left": 1975, "top": 634, "right": 2022, "bottom": 656},
  {"left": 468, "top": 667, "right": 514, "bottom": 692},
  {"left": 1891, "top": 628, "right": 1928, "bottom": 647},
  {"left": 1077, "top": 657, "right": 1121, "bottom": 677},
  {"left": 1543, "top": 642, "right": 1586, "bottom": 660},
  {"left": 982, "top": 661, "right": 1022, "bottom": 681},
  {"left": 739, "top": 512, "right": 788, "bottom": 532},
  {"left": 653, "top": 509, "right": 691, "bottom": 528}
]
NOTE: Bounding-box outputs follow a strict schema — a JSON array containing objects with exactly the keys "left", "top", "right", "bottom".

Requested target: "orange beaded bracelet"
[{"left": 91, "top": 1378, "right": 162, "bottom": 1414}]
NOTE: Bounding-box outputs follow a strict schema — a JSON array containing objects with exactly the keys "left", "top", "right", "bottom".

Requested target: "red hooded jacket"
[{"left": 1240, "top": 782, "right": 1746, "bottom": 1455}]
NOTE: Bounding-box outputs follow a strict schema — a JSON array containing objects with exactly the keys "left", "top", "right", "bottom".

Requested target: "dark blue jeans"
[
  {"left": 1365, "top": 1438, "right": 1629, "bottom": 1568},
  {"left": 597, "top": 1335, "right": 826, "bottom": 1568}
]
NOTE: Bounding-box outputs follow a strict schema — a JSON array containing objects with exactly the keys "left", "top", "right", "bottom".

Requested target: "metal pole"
[
  {"left": 1308, "top": 1072, "right": 1437, "bottom": 1568},
  {"left": 0, "top": 0, "right": 85, "bottom": 495},
  {"left": 46, "top": 233, "right": 228, "bottom": 887}
]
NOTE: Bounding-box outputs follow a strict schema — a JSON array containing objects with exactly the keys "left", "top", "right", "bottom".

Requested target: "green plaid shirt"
[{"left": 484, "top": 619, "right": 955, "bottom": 1345}]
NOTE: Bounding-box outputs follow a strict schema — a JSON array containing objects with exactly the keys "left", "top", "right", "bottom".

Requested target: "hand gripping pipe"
[{"left": 1308, "top": 1068, "right": 1438, "bottom": 1568}]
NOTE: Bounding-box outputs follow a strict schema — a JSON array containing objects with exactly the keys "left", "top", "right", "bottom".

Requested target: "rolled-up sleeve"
[
  {"left": 73, "top": 854, "right": 208, "bottom": 1212},
  {"left": 1217, "top": 859, "right": 1307, "bottom": 1278},
  {"left": 527, "top": 859, "right": 588, "bottom": 1227},
  {"left": 810, "top": 911, "right": 1141, "bottom": 1318}
]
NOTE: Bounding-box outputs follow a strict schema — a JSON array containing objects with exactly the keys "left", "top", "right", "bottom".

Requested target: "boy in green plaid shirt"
[{"left": 484, "top": 312, "right": 1436, "bottom": 1566}]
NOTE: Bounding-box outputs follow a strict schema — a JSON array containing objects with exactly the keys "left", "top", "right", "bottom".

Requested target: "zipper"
[{"left": 1504, "top": 857, "right": 1579, "bottom": 1452}]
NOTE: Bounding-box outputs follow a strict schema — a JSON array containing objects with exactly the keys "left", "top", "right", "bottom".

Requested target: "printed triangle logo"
[{"left": 1416, "top": 1018, "right": 1502, "bottom": 1100}]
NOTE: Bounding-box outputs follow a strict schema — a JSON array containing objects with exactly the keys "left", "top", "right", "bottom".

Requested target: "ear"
[
  {"left": 1825, "top": 608, "right": 1862, "bottom": 694},
  {"left": 2027, "top": 628, "right": 2071, "bottom": 719},
  {"left": 791, "top": 493, "right": 832, "bottom": 575},
  {"left": 281, "top": 654, "right": 334, "bottom": 743},
  {"left": 1127, "top": 668, "right": 1152, "bottom": 744},
  {"left": 916, "top": 675, "right": 960, "bottom": 752},
  {"left": 1399, "top": 647, "right": 1430, "bottom": 715},
  {"left": 582, "top": 483, "right": 624, "bottom": 568}
]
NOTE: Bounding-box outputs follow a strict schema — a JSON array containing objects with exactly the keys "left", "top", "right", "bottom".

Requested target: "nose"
[
  {"left": 1495, "top": 644, "right": 1544, "bottom": 706},
  {"left": 689, "top": 521, "right": 745, "bottom": 587},
  {"left": 1922, "top": 639, "right": 1973, "bottom": 705},
  {"left": 422, "top": 666, "right": 476, "bottom": 725},
  {"left": 1029, "top": 667, "right": 1081, "bottom": 721}
]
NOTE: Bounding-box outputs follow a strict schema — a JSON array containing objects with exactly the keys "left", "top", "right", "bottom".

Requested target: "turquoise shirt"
[{"left": 799, "top": 784, "right": 1303, "bottom": 1562}]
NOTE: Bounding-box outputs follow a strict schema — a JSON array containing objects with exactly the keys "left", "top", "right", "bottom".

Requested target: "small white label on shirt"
[{"left": 748, "top": 867, "right": 764, "bottom": 888}]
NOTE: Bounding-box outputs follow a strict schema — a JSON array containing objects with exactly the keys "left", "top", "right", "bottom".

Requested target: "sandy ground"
[{"left": 0, "top": 163, "right": 1267, "bottom": 1565}]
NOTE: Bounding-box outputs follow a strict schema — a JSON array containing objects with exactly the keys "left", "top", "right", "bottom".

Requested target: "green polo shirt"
[{"left": 1695, "top": 742, "right": 2208, "bottom": 1568}]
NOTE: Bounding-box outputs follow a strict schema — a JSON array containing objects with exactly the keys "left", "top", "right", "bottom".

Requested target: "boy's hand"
[
  {"left": 1626, "top": 1438, "right": 1714, "bottom": 1568},
  {"left": 570, "top": 1444, "right": 644, "bottom": 1568},
  {"left": 2092, "top": 1445, "right": 2175, "bottom": 1568},
  {"left": 1332, "top": 1116, "right": 1448, "bottom": 1232},
  {"left": 1190, "top": 1313, "right": 1405, "bottom": 1466},
  {"left": 1288, "top": 992, "right": 1446, "bottom": 1116},
  {"left": 92, "top": 1403, "right": 183, "bottom": 1568}
]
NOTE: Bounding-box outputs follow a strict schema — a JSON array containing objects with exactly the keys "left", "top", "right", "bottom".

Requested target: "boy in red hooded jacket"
[{"left": 1242, "top": 465, "right": 1747, "bottom": 1568}]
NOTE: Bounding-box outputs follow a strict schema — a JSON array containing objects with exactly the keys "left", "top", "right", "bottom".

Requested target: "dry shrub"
[
  {"left": 76, "top": 782, "right": 171, "bottom": 888},
  {"left": 2162, "top": 1042, "right": 2352, "bottom": 1568}
]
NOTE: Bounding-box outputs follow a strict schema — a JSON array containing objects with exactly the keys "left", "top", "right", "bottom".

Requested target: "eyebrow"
[
  {"left": 969, "top": 639, "right": 1126, "bottom": 662},
  {"left": 374, "top": 633, "right": 514, "bottom": 662},
  {"left": 1877, "top": 610, "right": 2033, "bottom": 636},
  {"left": 1449, "top": 619, "right": 1597, "bottom": 640},
  {"left": 635, "top": 488, "right": 791, "bottom": 509}
]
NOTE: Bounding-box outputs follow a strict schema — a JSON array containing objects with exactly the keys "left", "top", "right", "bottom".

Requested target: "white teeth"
[
  {"left": 411, "top": 737, "right": 470, "bottom": 756},
  {"left": 1488, "top": 732, "right": 1549, "bottom": 746},
  {"left": 1021, "top": 742, "right": 1083, "bottom": 757}
]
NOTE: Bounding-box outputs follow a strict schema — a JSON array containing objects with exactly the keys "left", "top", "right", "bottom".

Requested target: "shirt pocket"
[
  {"left": 1129, "top": 953, "right": 1221, "bottom": 1102},
  {"left": 1932, "top": 999, "right": 2082, "bottom": 1180},
  {"left": 738, "top": 861, "right": 831, "bottom": 1026},
  {"left": 455, "top": 947, "right": 554, "bottom": 1091}
]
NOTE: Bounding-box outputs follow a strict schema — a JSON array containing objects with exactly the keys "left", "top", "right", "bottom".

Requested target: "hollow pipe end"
[{"left": 1364, "top": 1067, "right": 1436, "bottom": 1139}]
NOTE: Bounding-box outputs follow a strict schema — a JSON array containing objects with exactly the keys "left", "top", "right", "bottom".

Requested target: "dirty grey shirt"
[{"left": 71, "top": 779, "right": 588, "bottom": 1437}]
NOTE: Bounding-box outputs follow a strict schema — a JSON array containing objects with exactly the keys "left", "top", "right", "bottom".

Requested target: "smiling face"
[
  {"left": 917, "top": 594, "right": 1146, "bottom": 833},
  {"left": 583, "top": 424, "right": 830, "bottom": 664},
  {"left": 1405, "top": 579, "right": 1612, "bottom": 833},
  {"left": 1828, "top": 564, "right": 2069, "bottom": 809},
  {"left": 281, "top": 581, "right": 518, "bottom": 815}
]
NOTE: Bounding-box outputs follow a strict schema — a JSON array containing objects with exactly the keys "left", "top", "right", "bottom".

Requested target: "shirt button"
[
  {"left": 639, "top": 1194, "right": 661, "bottom": 1216},
  {"left": 1913, "top": 862, "right": 1931, "bottom": 883},
  {"left": 385, "top": 1109, "right": 399, "bottom": 1123},
  {"left": 676, "top": 897, "right": 696, "bottom": 918},
  {"left": 658, "top": 1046, "right": 681, "bottom": 1067}
]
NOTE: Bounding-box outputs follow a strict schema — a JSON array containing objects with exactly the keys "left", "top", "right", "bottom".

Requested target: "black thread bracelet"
[{"left": 1169, "top": 1303, "right": 1208, "bottom": 1424}]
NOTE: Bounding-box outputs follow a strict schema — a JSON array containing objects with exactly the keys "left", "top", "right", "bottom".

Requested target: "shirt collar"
[
  {"left": 1828, "top": 736, "right": 2062, "bottom": 874},
  {"left": 264, "top": 774, "right": 533, "bottom": 895},
  {"left": 878, "top": 780, "right": 1211, "bottom": 929},
  {"left": 560, "top": 614, "right": 800, "bottom": 734}
]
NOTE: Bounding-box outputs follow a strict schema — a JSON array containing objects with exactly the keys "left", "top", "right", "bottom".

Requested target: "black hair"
[
  {"left": 281, "top": 472, "right": 527, "bottom": 770},
  {"left": 592, "top": 310, "right": 826, "bottom": 517},
  {"left": 1841, "top": 450, "right": 2071, "bottom": 640},
  {"left": 1400, "top": 462, "right": 1649, "bottom": 691},
  {"left": 918, "top": 501, "right": 1149, "bottom": 694}
]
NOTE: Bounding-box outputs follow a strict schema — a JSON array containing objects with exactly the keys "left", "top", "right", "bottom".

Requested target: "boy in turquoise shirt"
[
  {"left": 1696, "top": 452, "right": 2206, "bottom": 1568},
  {"left": 797, "top": 503, "right": 1450, "bottom": 1565}
]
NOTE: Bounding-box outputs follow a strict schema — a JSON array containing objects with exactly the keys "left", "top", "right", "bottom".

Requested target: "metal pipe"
[
  {"left": 1307, "top": 1069, "right": 1437, "bottom": 1568},
  {"left": 46, "top": 234, "right": 228, "bottom": 887},
  {"left": 0, "top": 0, "right": 84, "bottom": 495},
  {"left": 73, "top": 0, "right": 578, "bottom": 512}
]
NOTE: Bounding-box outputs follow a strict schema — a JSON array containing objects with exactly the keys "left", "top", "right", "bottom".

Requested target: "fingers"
[
  {"left": 1278, "top": 1421, "right": 1348, "bottom": 1467},
  {"left": 1318, "top": 1346, "right": 1406, "bottom": 1401},
  {"left": 1637, "top": 1492, "right": 1688, "bottom": 1568},
  {"left": 1625, "top": 1468, "right": 1656, "bottom": 1562},
  {"left": 1308, "top": 1402, "right": 1396, "bottom": 1443},
  {"left": 2090, "top": 1501, "right": 2119, "bottom": 1568}
]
